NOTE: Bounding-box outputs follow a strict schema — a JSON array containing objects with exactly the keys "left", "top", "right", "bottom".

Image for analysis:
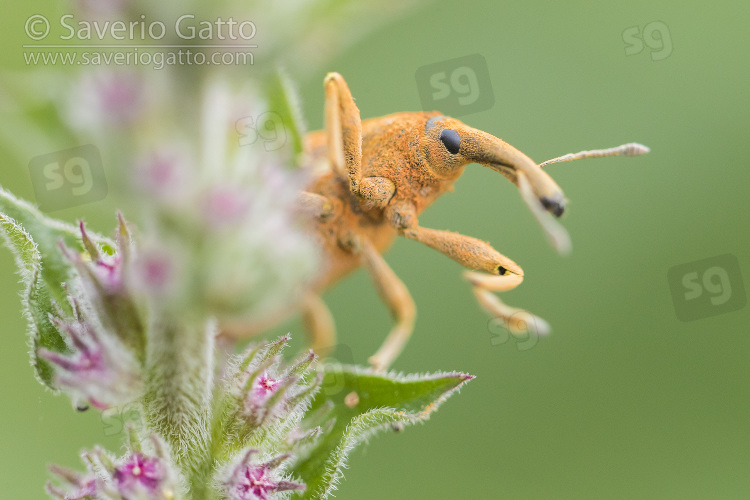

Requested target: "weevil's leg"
[
  {"left": 388, "top": 202, "right": 549, "bottom": 336},
  {"left": 324, "top": 72, "right": 363, "bottom": 194},
  {"left": 301, "top": 293, "right": 337, "bottom": 358},
  {"left": 296, "top": 191, "right": 334, "bottom": 220},
  {"left": 361, "top": 241, "right": 416, "bottom": 372},
  {"left": 406, "top": 225, "right": 550, "bottom": 335},
  {"left": 324, "top": 73, "right": 396, "bottom": 207},
  {"left": 467, "top": 273, "right": 550, "bottom": 336},
  {"left": 539, "top": 142, "right": 650, "bottom": 168},
  {"left": 358, "top": 176, "right": 395, "bottom": 208}
]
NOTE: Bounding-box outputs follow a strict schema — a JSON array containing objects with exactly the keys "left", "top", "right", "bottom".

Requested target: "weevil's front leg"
[
  {"left": 361, "top": 241, "right": 417, "bottom": 372},
  {"left": 389, "top": 202, "right": 549, "bottom": 336},
  {"left": 324, "top": 72, "right": 362, "bottom": 192},
  {"left": 324, "top": 72, "right": 396, "bottom": 208},
  {"left": 408, "top": 225, "right": 550, "bottom": 335},
  {"left": 301, "top": 293, "right": 337, "bottom": 358}
]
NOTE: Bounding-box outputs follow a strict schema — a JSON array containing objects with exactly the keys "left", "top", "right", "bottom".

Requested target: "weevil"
[{"left": 226, "top": 73, "right": 648, "bottom": 371}]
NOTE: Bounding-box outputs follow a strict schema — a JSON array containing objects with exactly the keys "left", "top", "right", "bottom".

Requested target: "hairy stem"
[{"left": 143, "top": 316, "right": 215, "bottom": 491}]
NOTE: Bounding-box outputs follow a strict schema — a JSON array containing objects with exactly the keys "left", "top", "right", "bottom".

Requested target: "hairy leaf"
[
  {"left": 0, "top": 214, "right": 67, "bottom": 389},
  {"left": 292, "top": 366, "right": 474, "bottom": 499}
]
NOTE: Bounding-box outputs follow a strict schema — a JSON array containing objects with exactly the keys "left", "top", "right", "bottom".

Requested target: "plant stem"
[{"left": 143, "top": 315, "right": 215, "bottom": 495}]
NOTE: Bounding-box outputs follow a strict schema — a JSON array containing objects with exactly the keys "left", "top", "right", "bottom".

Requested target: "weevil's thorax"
[{"left": 360, "top": 112, "right": 465, "bottom": 214}]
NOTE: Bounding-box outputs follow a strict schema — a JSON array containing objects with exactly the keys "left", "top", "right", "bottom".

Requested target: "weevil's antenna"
[{"left": 539, "top": 142, "right": 650, "bottom": 168}]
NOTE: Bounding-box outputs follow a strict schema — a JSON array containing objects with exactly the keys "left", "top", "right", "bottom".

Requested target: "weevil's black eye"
[{"left": 439, "top": 129, "right": 461, "bottom": 154}]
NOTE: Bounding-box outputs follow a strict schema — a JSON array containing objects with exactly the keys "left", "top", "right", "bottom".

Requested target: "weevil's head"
[{"left": 421, "top": 114, "right": 565, "bottom": 217}]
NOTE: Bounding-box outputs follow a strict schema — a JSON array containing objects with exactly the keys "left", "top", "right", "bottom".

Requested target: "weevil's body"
[{"left": 225, "top": 73, "right": 648, "bottom": 371}]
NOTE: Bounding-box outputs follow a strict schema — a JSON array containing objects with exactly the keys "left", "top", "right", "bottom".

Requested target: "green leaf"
[
  {"left": 0, "top": 187, "right": 113, "bottom": 306},
  {"left": 265, "top": 68, "right": 307, "bottom": 162},
  {"left": 292, "top": 366, "right": 474, "bottom": 499},
  {"left": 0, "top": 213, "right": 67, "bottom": 389}
]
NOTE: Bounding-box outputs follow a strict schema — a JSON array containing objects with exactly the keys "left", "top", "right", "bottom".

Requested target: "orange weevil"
[{"left": 229, "top": 73, "right": 649, "bottom": 371}]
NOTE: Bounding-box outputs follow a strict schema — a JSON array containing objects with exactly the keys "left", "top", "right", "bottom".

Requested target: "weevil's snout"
[
  {"left": 465, "top": 129, "right": 567, "bottom": 218},
  {"left": 422, "top": 115, "right": 566, "bottom": 218}
]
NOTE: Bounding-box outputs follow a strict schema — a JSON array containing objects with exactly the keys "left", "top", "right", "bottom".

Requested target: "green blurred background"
[{"left": 2, "top": 0, "right": 749, "bottom": 498}]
